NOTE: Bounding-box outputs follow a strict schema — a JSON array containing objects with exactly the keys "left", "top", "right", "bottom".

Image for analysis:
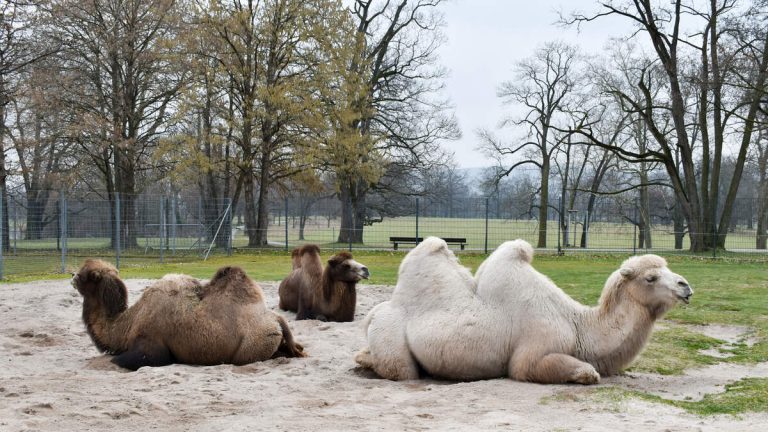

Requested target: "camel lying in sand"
[
  {"left": 73, "top": 259, "right": 305, "bottom": 370},
  {"left": 355, "top": 237, "right": 692, "bottom": 384},
  {"left": 278, "top": 245, "right": 369, "bottom": 322}
]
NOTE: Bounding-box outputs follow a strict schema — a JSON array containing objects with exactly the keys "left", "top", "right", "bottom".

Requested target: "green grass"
[
  {"left": 256, "top": 216, "right": 765, "bottom": 252},
  {"left": 559, "top": 380, "right": 768, "bottom": 416}
]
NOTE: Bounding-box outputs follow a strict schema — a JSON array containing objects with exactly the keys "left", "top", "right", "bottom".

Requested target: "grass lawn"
[{"left": 1, "top": 249, "right": 766, "bottom": 415}]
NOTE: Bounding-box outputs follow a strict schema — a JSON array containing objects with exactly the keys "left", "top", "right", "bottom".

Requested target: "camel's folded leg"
[
  {"left": 511, "top": 353, "right": 600, "bottom": 385},
  {"left": 112, "top": 336, "right": 174, "bottom": 371},
  {"left": 356, "top": 303, "right": 418, "bottom": 381}
]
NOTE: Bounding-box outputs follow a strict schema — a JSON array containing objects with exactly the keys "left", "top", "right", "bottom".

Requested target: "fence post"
[
  {"left": 115, "top": 192, "right": 121, "bottom": 269},
  {"left": 484, "top": 197, "right": 489, "bottom": 254},
  {"left": 712, "top": 226, "right": 717, "bottom": 259},
  {"left": 633, "top": 198, "right": 638, "bottom": 255},
  {"left": 60, "top": 193, "right": 68, "bottom": 273},
  {"left": 415, "top": 198, "right": 420, "bottom": 244},
  {"left": 557, "top": 197, "right": 562, "bottom": 256},
  {"left": 160, "top": 197, "right": 165, "bottom": 264},
  {"left": 12, "top": 199, "right": 17, "bottom": 254},
  {"left": 226, "top": 197, "right": 233, "bottom": 256},
  {"left": 171, "top": 194, "right": 177, "bottom": 255},
  {"left": 0, "top": 185, "right": 4, "bottom": 280},
  {"left": 347, "top": 194, "right": 352, "bottom": 252},
  {"left": 284, "top": 197, "right": 289, "bottom": 250},
  {"left": 198, "top": 198, "right": 203, "bottom": 254}
]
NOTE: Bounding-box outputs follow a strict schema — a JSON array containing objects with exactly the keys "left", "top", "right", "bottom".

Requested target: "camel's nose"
[
  {"left": 361, "top": 267, "right": 370, "bottom": 279},
  {"left": 678, "top": 281, "right": 693, "bottom": 303}
]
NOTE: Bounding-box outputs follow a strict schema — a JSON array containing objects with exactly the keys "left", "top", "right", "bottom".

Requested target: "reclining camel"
[{"left": 355, "top": 237, "right": 693, "bottom": 384}]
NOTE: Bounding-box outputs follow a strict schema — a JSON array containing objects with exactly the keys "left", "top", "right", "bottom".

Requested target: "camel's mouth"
[{"left": 677, "top": 293, "right": 693, "bottom": 304}]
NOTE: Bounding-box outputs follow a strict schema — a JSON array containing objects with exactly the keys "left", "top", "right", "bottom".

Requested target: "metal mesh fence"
[
  {"left": 1, "top": 192, "right": 232, "bottom": 278},
  {"left": 1, "top": 191, "right": 765, "bottom": 279}
]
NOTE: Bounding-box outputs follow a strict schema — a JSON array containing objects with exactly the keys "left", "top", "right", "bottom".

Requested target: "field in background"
[{"left": 2, "top": 215, "right": 765, "bottom": 280}]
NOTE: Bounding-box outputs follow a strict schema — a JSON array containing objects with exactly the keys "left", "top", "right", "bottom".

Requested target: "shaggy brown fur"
[
  {"left": 278, "top": 244, "right": 322, "bottom": 312},
  {"left": 73, "top": 259, "right": 305, "bottom": 370},
  {"left": 278, "top": 245, "right": 369, "bottom": 322}
]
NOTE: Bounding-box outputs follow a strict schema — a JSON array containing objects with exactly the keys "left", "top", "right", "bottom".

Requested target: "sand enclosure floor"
[{"left": 1, "top": 278, "right": 766, "bottom": 431}]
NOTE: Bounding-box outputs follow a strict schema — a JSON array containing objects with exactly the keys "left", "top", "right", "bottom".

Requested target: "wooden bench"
[{"left": 389, "top": 236, "right": 467, "bottom": 250}]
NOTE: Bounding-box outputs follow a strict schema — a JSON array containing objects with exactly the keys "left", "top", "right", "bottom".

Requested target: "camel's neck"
[
  {"left": 82, "top": 297, "right": 129, "bottom": 354},
  {"left": 576, "top": 301, "right": 655, "bottom": 375},
  {"left": 321, "top": 269, "right": 355, "bottom": 301}
]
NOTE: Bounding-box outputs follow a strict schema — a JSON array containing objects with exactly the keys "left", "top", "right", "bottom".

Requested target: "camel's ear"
[{"left": 620, "top": 266, "right": 637, "bottom": 279}]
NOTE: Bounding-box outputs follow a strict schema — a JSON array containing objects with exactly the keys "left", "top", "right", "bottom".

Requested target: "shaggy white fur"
[{"left": 356, "top": 238, "right": 693, "bottom": 384}]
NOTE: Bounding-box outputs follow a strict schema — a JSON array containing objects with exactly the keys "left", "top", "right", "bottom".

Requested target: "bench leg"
[
  {"left": 461, "top": 244, "right": 465, "bottom": 250},
  {"left": 393, "top": 243, "right": 398, "bottom": 250}
]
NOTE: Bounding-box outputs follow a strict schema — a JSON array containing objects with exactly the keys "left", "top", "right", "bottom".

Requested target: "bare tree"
[
  {"left": 51, "top": 0, "right": 186, "bottom": 248},
  {"left": 481, "top": 41, "right": 580, "bottom": 248},
  {"left": 333, "top": 0, "right": 459, "bottom": 244},
  {"left": 755, "top": 119, "right": 768, "bottom": 248},
  {"left": 0, "top": 1, "right": 53, "bottom": 249},
  {"left": 567, "top": 0, "right": 768, "bottom": 251},
  {"left": 9, "top": 57, "right": 75, "bottom": 239}
]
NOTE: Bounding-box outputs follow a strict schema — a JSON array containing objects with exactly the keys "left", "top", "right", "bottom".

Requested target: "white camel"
[{"left": 355, "top": 237, "right": 693, "bottom": 384}]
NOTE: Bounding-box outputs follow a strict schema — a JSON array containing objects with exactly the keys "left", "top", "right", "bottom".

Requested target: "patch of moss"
[
  {"left": 629, "top": 325, "right": 722, "bottom": 375},
  {"left": 554, "top": 379, "right": 768, "bottom": 416}
]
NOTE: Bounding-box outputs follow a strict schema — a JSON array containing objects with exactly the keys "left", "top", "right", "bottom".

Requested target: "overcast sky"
[{"left": 437, "top": 0, "right": 630, "bottom": 168}]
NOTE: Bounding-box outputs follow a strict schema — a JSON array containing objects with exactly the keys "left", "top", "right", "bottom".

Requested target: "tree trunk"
[
  {"left": 25, "top": 191, "right": 51, "bottom": 240},
  {"left": 254, "top": 151, "right": 271, "bottom": 247},
  {"left": 243, "top": 170, "right": 259, "bottom": 247},
  {"left": 673, "top": 201, "right": 686, "bottom": 250},
  {"left": 537, "top": 159, "right": 550, "bottom": 248},
  {"left": 338, "top": 180, "right": 365, "bottom": 244}
]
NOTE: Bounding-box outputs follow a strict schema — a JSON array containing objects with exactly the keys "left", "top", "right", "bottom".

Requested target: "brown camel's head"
[
  {"left": 290, "top": 248, "right": 302, "bottom": 269},
  {"left": 327, "top": 252, "right": 369, "bottom": 282},
  {"left": 72, "top": 259, "right": 127, "bottom": 318},
  {"left": 603, "top": 254, "right": 693, "bottom": 317}
]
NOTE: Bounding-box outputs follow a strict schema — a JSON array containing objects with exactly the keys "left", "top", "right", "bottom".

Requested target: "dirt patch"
[
  {"left": 607, "top": 362, "right": 768, "bottom": 401},
  {"left": 0, "top": 278, "right": 766, "bottom": 431},
  {"left": 687, "top": 323, "right": 760, "bottom": 359}
]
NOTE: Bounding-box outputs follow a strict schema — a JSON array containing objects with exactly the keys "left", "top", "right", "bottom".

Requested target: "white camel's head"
[{"left": 605, "top": 255, "right": 693, "bottom": 316}]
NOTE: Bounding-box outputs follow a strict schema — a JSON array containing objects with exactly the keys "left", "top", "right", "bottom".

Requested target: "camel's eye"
[{"left": 645, "top": 275, "right": 658, "bottom": 283}]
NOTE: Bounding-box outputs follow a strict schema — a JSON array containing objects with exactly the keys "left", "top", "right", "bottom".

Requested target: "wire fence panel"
[{"left": 0, "top": 191, "right": 765, "bottom": 279}]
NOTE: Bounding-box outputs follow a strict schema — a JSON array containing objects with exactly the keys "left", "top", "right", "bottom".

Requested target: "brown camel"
[
  {"left": 73, "top": 259, "right": 305, "bottom": 370},
  {"left": 278, "top": 245, "right": 369, "bottom": 322}
]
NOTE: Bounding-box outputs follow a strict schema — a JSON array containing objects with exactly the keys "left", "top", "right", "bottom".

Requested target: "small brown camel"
[
  {"left": 73, "top": 259, "right": 305, "bottom": 370},
  {"left": 278, "top": 244, "right": 369, "bottom": 322}
]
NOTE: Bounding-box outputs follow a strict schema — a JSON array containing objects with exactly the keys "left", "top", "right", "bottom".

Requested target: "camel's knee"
[
  {"left": 354, "top": 347, "right": 374, "bottom": 368},
  {"left": 112, "top": 338, "right": 174, "bottom": 371},
  {"left": 356, "top": 346, "right": 418, "bottom": 381},
  {"left": 571, "top": 365, "right": 600, "bottom": 385}
]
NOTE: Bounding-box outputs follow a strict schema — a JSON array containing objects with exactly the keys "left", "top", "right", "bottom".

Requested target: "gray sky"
[{"left": 437, "top": 0, "right": 629, "bottom": 168}]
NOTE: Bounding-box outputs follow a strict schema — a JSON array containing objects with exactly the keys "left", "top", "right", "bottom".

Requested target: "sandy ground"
[{"left": 1, "top": 278, "right": 767, "bottom": 432}]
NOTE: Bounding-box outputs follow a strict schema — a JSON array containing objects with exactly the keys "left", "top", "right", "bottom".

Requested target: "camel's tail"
[{"left": 274, "top": 315, "right": 306, "bottom": 358}]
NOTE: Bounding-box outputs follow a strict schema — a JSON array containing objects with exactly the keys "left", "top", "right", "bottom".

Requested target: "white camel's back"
[
  {"left": 476, "top": 240, "right": 586, "bottom": 316},
  {"left": 390, "top": 237, "right": 477, "bottom": 313}
]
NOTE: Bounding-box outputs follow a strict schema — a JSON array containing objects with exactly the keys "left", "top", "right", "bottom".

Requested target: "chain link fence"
[{"left": 1, "top": 190, "right": 766, "bottom": 279}]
